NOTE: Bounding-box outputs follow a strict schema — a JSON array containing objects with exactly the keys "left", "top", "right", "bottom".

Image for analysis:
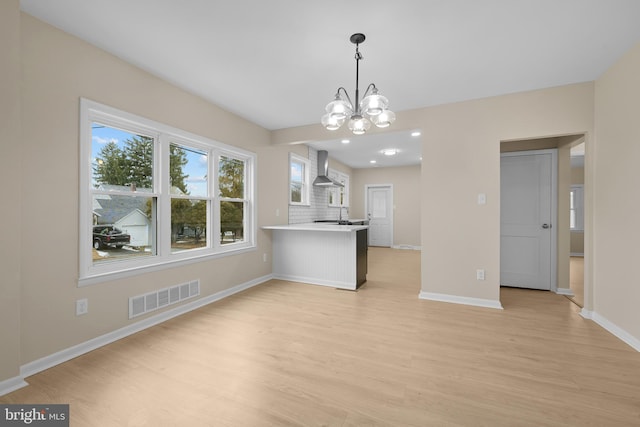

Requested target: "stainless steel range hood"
[{"left": 313, "top": 150, "right": 344, "bottom": 187}]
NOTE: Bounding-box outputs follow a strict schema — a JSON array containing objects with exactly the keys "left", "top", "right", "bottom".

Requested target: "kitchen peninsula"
[{"left": 262, "top": 222, "right": 368, "bottom": 290}]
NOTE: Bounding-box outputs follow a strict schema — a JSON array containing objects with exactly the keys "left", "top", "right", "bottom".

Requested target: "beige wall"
[
  {"left": 571, "top": 165, "right": 585, "bottom": 184},
  {"left": 17, "top": 13, "right": 281, "bottom": 367},
  {"left": 0, "top": 0, "right": 22, "bottom": 382},
  {"left": 570, "top": 232, "right": 585, "bottom": 254},
  {"left": 420, "top": 83, "right": 594, "bottom": 303},
  {"left": 593, "top": 42, "right": 640, "bottom": 340},
  {"left": 351, "top": 166, "right": 421, "bottom": 248}
]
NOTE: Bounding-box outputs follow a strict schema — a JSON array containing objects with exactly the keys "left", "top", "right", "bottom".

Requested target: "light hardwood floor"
[{"left": 2, "top": 248, "right": 639, "bottom": 426}]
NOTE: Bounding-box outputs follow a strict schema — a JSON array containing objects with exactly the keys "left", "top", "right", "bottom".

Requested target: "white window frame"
[
  {"left": 327, "top": 169, "right": 349, "bottom": 208},
  {"left": 218, "top": 150, "right": 253, "bottom": 248},
  {"left": 570, "top": 184, "right": 584, "bottom": 231},
  {"left": 79, "top": 98, "right": 256, "bottom": 286},
  {"left": 289, "top": 153, "right": 310, "bottom": 206}
]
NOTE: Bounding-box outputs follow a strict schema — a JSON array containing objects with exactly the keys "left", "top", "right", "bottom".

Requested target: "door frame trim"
[
  {"left": 364, "top": 184, "right": 394, "bottom": 247},
  {"left": 500, "top": 149, "right": 558, "bottom": 292}
]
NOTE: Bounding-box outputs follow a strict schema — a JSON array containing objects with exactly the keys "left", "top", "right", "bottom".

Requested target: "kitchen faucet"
[{"left": 339, "top": 206, "right": 348, "bottom": 221}]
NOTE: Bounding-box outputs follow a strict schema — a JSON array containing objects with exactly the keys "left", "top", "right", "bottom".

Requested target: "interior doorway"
[
  {"left": 500, "top": 134, "right": 585, "bottom": 298},
  {"left": 500, "top": 150, "right": 557, "bottom": 290},
  {"left": 365, "top": 184, "right": 393, "bottom": 247}
]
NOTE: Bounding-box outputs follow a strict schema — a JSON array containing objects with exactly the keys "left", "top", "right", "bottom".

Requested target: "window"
[
  {"left": 289, "top": 153, "right": 310, "bottom": 205},
  {"left": 328, "top": 169, "right": 349, "bottom": 207},
  {"left": 169, "top": 142, "right": 209, "bottom": 253},
  {"left": 90, "top": 125, "right": 158, "bottom": 264},
  {"left": 80, "top": 99, "right": 256, "bottom": 285},
  {"left": 570, "top": 184, "right": 584, "bottom": 231},
  {"left": 219, "top": 154, "right": 247, "bottom": 245}
]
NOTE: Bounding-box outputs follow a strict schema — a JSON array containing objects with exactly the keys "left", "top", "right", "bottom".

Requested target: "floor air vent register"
[{"left": 129, "top": 279, "right": 200, "bottom": 319}]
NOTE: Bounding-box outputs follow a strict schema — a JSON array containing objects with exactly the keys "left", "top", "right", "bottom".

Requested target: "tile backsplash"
[{"left": 288, "top": 147, "right": 346, "bottom": 224}]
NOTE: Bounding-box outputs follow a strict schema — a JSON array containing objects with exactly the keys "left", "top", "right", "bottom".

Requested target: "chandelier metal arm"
[
  {"left": 335, "top": 86, "right": 353, "bottom": 109},
  {"left": 362, "top": 83, "right": 378, "bottom": 100}
]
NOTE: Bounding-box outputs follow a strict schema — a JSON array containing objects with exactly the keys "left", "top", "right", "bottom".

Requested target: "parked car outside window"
[{"left": 92, "top": 225, "right": 131, "bottom": 249}]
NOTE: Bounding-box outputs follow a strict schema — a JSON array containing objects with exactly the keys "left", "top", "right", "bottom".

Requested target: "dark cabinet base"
[{"left": 356, "top": 228, "right": 368, "bottom": 288}]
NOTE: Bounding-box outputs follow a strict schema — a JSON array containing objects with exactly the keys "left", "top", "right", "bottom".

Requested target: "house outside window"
[
  {"left": 289, "top": 153, "right": 310, "bottom": 205},
  {"left": 80, "top": 99, "right": 256, "bottom": 285}
]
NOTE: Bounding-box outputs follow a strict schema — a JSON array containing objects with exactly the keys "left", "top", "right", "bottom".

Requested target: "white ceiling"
[
  {"left": 20, "top": 0, "right": 640, "bottom": 168},
  {"left": 307, "top": 129, "right": 423, "bottom": 169}
]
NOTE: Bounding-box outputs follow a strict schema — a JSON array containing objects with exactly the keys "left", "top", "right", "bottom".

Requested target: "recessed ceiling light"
[
  {"left": 370, "top": 160, "right": 377, "bottom": 164},
  {"left": 341, "top": 139, "right": 350, "bottom": 144},
  {"left": 411, "top": 131, "right": 421, "bottom": 137},
  {"left": 382, "top": 149, "right": 397, "bottom": 156}
]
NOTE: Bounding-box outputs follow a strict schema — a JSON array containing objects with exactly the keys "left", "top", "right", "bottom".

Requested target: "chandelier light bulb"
[
  {"left": 348, "top": 115, "right": 371, "bottom": 135},
  {"left": 371, "top": 109, "right": 396, "bottom": 128},
  {"left": 325, "top": 97, "right": 352, "bottom": 120},
  {"left": 321, "top": 113, "right": 344, "bottom": 131},
  {"left": 361, "top": 89, "right": 389, "bottom": 116}
]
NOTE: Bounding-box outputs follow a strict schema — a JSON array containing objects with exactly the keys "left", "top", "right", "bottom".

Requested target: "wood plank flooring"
[{"left": 2, "top": 248, "right": 639, "bottom": 426}]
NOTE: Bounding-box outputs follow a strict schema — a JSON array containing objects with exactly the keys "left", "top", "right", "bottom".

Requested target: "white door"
[
  {"left": 366, "top": 185, "right": 392, "bottom": 247},
  {"left": 500, "top": 150, "right": 556, "bottom": 290}
]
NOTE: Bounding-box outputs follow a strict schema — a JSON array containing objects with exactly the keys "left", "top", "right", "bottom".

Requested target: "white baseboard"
[
  {"left": 555, "top": 287, "right": 575, "bottom": 296},
  {"left": 419, "top": 291, "right": 503, "bottom": 310},
  {"left": 589, "top": 311, "right": 640, "bottom": 352},
  {"left": 272, "top": 273, "right": 353, "bottom": 290},
  {"left": 0, "top": 376, "right": 28, "bottom": 397},
  {"left": 14, "top": 274, "right": 272, "bottom": 390},
  {"left": 580, "top": 308, "right": 593, "bottom": 319}
]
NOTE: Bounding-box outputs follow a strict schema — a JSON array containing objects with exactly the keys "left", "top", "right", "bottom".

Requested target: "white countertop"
[{"left": 262, "top": 223, "right": 368, "bottom": 232}]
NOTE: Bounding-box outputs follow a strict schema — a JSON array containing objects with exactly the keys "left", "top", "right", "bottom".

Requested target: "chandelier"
[{"left": 321, "top": 33, "right": 395, "bottom": 135}]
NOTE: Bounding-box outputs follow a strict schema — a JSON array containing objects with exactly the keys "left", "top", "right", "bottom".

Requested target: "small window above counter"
[{"left": 328, "top": 169, "right": 349, "bottom": 207}]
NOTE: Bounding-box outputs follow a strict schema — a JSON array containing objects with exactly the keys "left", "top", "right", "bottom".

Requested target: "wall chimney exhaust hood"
[{"left": 313, "top": 150, "right": 344, "bottom": 187}]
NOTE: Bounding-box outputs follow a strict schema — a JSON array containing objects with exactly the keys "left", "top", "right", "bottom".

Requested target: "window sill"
[
  {"left": 289, "top": 202, "right": 311, "bottom": 207},
  {"left": 78, "top": 244, "right": 256, "bottom": 287}
]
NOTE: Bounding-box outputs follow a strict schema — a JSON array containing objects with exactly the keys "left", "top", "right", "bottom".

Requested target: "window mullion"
[
  {"left": 159, "top": 134, "right": 171, "bottom": 257},
  {"left": 212, "top": 150, "right": 221, "bottom": 249}
]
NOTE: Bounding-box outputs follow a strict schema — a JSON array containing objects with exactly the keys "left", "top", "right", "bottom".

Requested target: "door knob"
[{"left": 542, "top": 224, "right": 551, "bottom": 229}]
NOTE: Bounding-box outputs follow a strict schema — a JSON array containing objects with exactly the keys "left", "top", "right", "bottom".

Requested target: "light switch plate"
[{"left": 477, "top": 193, "right": 487, "bottom": 205}]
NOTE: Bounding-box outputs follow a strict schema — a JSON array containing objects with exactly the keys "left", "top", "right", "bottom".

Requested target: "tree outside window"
[{"left": 219, "top": 156, "right": 246, "bottom": 244}]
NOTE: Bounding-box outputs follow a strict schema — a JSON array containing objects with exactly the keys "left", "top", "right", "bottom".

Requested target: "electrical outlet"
[
  {"left": 263, "top": 253, "right": 267, "bottom": 263},
  {"left": 76, "top": 298, "right": 88, "bottom": 316},
  {"left": 476, "top": 269, "right": 485, "bottom": 281}
]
